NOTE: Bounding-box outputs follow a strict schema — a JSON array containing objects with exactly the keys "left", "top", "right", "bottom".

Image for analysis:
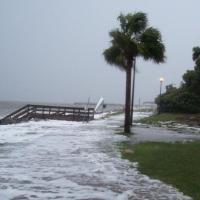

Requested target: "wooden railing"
[{"left": 0, "top": 104, "right": 95, "bottom": 125}]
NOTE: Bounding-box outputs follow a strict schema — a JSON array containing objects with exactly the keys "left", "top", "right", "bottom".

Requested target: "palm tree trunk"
[
  {"left": 124, "top": 60, "right": 132, "bottom": 133},
  {"left": 130, "top": 58, "right": 136, "bottom": 125}
]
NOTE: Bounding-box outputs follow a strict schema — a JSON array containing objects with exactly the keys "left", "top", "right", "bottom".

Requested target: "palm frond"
[
  {"left": 118, "top": 14, "right": 128, "bottom": 33},
  {"left": 109, "top": 29, "right": 129, "bottom": 49},
  {"left": 109, "top": 30, "right": 138, "bottom": 59},
  {"left": 139, "top": 27, "right": 165, "bottom": 63},
  {"left": 127, "top": 12, "right": 148, "bottom": 36},
  {"left": 103, "top": 45, "right": 126, "bottom": 70}
]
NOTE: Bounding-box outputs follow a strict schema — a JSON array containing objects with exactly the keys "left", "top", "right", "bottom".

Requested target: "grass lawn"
[
  {"left": 136, "top": 113, "right": 200, "bottom": 127},
  {"left": 120, "top": 141, "right": 200, "bottom": 200}
]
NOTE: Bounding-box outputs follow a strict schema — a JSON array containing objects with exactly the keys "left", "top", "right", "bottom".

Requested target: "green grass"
[
  {"left": 136, "top": 113, "right": 182, "bottom": 124},
  {"left": 120, "top": 141, "right": 200, "bottom": 200},
  {"left": 136, "top": 113, "right": 200, "bottom": 127}
]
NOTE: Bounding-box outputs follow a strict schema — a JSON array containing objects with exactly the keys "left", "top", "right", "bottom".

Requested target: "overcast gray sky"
[{"left": 0, "top": 0, "right": 199, "bottom": 104}]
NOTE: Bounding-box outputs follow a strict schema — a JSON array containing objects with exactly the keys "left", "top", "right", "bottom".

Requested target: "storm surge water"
[{"left": 0, "top": 104, "right": 191, "bottom": 199}]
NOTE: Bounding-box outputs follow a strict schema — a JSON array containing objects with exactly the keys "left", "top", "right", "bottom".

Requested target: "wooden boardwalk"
[{"left": 0, "top": 104, "right": 95, "bottom": 125}]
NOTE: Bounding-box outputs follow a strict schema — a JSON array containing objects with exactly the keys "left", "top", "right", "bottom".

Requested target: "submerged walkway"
[{"left": 0, "top": 113, "right": 192, "bottom": 199}]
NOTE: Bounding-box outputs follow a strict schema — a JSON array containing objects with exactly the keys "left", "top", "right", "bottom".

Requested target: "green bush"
[
  {"left": 156, "top": 88, "right": 200, "bottom": 113},
  {"left": 155, "top": 47, "right": 200, "bottom": 114}
]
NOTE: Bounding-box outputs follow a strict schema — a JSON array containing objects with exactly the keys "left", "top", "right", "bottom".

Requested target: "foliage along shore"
[{"left": 155, "top": 47, "right": 200, "bottom": 114}]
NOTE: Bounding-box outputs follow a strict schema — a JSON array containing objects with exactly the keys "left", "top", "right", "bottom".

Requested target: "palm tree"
[{"left": 103, "top": 12, "right": 165, "bottom": 133}]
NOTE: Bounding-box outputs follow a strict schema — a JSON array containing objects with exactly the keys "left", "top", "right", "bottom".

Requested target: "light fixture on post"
[{"left": 159, "top": 77, "right": 164, "bottom": 114}]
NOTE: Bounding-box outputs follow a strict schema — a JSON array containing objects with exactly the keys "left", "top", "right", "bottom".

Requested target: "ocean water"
[
  {"left": 0, "top": 101, "right": 25, "bottom": 118},
  {"left": 0, "top": 102, "right": 191, "bottom": 200},
  {"left": 0, "top": 101, "right": 123, "bottom": 118}
]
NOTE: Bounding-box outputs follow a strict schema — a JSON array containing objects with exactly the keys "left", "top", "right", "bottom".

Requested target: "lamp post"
[{"left": 159, "top": 77, "right": 164, "bottom": 114}]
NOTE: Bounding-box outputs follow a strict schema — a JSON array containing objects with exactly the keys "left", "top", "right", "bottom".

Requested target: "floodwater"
[
  {"left": 130, "top": 126, "right": 200, "bottom": 144},
  {"left": 0, "top": 113, "right": 193, "bottom": 200}
]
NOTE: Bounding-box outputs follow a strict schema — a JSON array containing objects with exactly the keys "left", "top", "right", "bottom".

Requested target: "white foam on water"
[{"left": 0, "top": 112, "right": 191, "bottom": 200}]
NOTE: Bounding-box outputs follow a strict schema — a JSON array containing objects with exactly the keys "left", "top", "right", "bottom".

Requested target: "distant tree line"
[{"left": 155, "top": 47, "right": 200, "bottom": 113}]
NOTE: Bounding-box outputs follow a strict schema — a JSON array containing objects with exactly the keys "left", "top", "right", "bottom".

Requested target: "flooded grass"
[
  {"left": 136, "top": 113, "right": 182, "bottom": 124},
  {"left": 136, "top": 113, "right": 200, "bottom": 127},
  {"left": 120, "top": 141, "right": 200, "bottom": 200}
]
